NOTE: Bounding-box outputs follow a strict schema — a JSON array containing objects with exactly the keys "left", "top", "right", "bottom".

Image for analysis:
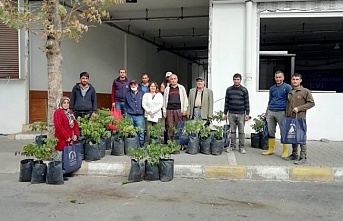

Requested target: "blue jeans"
[
  {"left": 115, "top": 102, "right": 126, "bottom": 115},
  {"left": 127, "top": 114, "right": 145, "bottom": 146}
]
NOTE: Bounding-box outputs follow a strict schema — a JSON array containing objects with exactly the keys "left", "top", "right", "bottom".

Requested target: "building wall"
[
  {"left": 30, "top": 23, "right": 190, "bottom": 93},
  {"left": 210, "top": 1, "right": 343, "bottom": 141}
]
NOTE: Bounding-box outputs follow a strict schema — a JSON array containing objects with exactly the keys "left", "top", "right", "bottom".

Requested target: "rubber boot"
[
  {"left": 262, "top": 138, "right": 275, "bottom": 155},
  {"left": 281, "top": 144, "right": 288, "bottom": 159}
]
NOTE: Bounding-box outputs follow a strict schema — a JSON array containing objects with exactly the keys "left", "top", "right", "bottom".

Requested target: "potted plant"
[
  {"left": 78, "top": 115, "right": 110, "bottom": 161},
  {"left": 199, "top": 125, "right": 211, "bottom": 154},
  {"left": 147, "top": 123, "right": 162, "bottom": 144},
  {"left": 18, "top": 137, "right": 58, "bottom": 184},
  {"left": 250, "top": 114, "right": 265, "bottom": 149},
  {"left": 29, "top": 121, "right": 48, "bottom": 146},
  {"left": 159, "top": 140, "right": 180, "bottom": 182},
  {"left": 210, "top": 111, "right": 226, "bottom": 155},
  {"left": 93, "top": 108, "right": 114, "bottom": 151},
  {"left": 210, "top": 126, "right": 225, "bottom": 155},
  {"left": 184, "top": 120, "right": 203, "bottom": 155},
  {"left": 127, "top": 147, "right": 147, "bottom": 182},
  {"left": 110, "top": 117, "right": 131, "bottom": 156},
  {"left": 144, "top": 143, "right": 161, "bottom": 181}
]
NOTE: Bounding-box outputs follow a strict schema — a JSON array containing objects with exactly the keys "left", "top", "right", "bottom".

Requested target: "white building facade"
[{"left": 1, "top": 0, "right": 342, "bottom": 141}]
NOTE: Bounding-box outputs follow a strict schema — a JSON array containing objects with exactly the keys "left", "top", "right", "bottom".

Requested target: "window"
[{"left": 0, "top": 23, "right": 19, "bottom": 79}]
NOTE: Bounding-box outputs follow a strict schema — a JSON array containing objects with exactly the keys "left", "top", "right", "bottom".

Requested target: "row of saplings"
[{"left": 17, "top": 122, "right": 64, "bottom": 184}]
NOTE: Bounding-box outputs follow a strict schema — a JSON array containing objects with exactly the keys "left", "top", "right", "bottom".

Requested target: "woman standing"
[
  {"left": 142, "top": 81, "right": 164, "bottom": 142},
  {"left": 54, "top": 97, "right": 79, "bottom": 180}
]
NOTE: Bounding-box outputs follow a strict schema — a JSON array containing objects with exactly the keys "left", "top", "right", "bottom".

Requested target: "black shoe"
[
  {"left": 294, "top": 158, "right": 307, "bottom": 165},
  {"left": 284, "top": 154, "right": 299, "bottom": 161},
  {"left": 63, "top": 176, "right": 69, "bottom": 181}
]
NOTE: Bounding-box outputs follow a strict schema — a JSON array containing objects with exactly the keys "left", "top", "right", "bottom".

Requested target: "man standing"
[
  {"left": 124, "top": 80, "right": 145, "bottom": 147},
  {"left": 224, "top": 73, "right": 250, "bottom": 154},
  {"left": 70, "top": 72, "right": 97, "bottom": 119},
  {"left": 284, "top": 73, "right": 315, "bottom": 165},
  {"left": 160, "top": 71, "right": 172, "bottom": 94},
  {"left": 112, "top": 69, "right": 130, "bottom": 115},
  {"left": 162, "top": 74, "right": 188, "bottom": 139},
  {"left": 262, "top": 71, "right": 292, "bottom": 158},
  {"left": 139, "top": 73, "right": 150, "bottom": 93},
  {"left": 187, "top": 77, "right": 213, "bottom": 121}
]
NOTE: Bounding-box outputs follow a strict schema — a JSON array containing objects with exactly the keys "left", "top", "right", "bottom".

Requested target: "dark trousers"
[
  {"left": 166, "top": 109, "right": 183, "bottom": 139},
  {"left": 74, "top": 111, "right": 92, "bottom": 120}
]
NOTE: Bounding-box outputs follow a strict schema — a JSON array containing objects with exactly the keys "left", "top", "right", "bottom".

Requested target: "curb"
[{"left": 72, "top": 161, "right": 343, "bottom": 182}]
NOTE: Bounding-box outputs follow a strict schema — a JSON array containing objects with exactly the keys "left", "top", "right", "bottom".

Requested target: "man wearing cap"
[
  {"left": 187, "top": 77, "right": 213, "bottom": 121},
  {"left": 160, "top": 71, "right": 172, "bottom": 94},
  {"left": 124, "top": 80, "right": 145, "bottom": 147},
  {"left": 112, "top": 69, "right": 130, "bottom": 115},
  {"left": 162, "top": 74, "right": 188, "bottom": 139}
]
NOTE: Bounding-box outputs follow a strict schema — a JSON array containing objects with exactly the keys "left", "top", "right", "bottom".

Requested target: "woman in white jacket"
[{"left": 142, "top": 81, "right": 164, "bottom": 142}]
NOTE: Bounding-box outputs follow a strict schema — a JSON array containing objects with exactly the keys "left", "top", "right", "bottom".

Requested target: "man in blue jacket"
[
  {"left": 262, "top": 70, "right": 292, "bottom": 158},
  {"left": 70, "top": 72, "right": 97, "bottom": 119},
  {"left": 124, "top": 80, "right": 145, "bottom": 147}
]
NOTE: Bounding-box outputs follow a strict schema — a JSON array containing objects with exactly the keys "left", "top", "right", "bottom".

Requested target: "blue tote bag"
[
  {"left": 175, "top": 121, "right": 189, "bottom": 145},
  {"left": 281, "top": 117, "right": 307, "bottom": 145},
  {"left": 62, "top": 142, "right": 82, "bottom": 174}
]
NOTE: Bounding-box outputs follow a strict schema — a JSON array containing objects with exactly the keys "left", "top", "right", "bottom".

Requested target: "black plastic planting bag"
[
  {"left": 19, "top": 159, "right": 33, "bottom": 182},
  {"left": 35, "top": 135, "right": 47, "bottom": 146},
  {"left": 200, "top": 137, "right": 211, "bottom": 155},
  {"left": 159, "top": 159, "right": 174, "bottom": 182},
  {"left": 124, "top": 136, "right": 139, "bottom": 155},
  {"left": 31, "top": 160, "right": 47, "bottom": 184},
  {"left": 128, "top": 159, "right": 145, "bottom": 182},
  {"left": 105, "top": 136, "right": 112, "bottom": 150},
  {"left": 145, "top": 162, "right": 159, "bottom": 181},
  {"left": 84, "top": 143, "right": 101, "bottom": 161},
  {"left": 210, "top": 138, "right": 224, "bottom": 155},
  {"left": 251, "top": 133, "right": 260, "bottom": 148},
  {"left": 111, "top": 136, "right": 124, "bottom": 156},
  {"left": 46, "top": 161, "right": 64, "bottom": 185},
  {"left": 187, "top": 136, "right": 199, "bottom": 155},
  {"left": 98, "top": 140, "right": 106, "bottom": 158}
]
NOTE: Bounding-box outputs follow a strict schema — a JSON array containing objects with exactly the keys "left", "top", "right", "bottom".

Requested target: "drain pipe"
[{"left": 244, "top": 0, "right": 253, "bottom": 90}]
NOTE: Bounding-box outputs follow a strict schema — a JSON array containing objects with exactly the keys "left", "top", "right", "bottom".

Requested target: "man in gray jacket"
[{"left": 187, "top": 77, "right": 213, "bottom": 121}]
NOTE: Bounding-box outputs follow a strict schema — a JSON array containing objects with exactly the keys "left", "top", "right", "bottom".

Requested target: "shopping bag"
[
  {"left": 108, "top": 108, "right": 122, "bottom": 130},
  {"left": 175, "top": 121, "right": 189, "bottom": 145},
  {"left": 223, "top": 121, "right": 231, "bottom": 147},
  {"left": 281, "top": 117, "right": 307, "bottom": 145},
  {"left": 262, "top": 118, "right": 268, "bottom": 140},
  {"left": 62, "top": 143, "right": 82, "bottom": 174}
]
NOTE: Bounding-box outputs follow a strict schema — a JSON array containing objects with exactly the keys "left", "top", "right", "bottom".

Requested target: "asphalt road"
[{"left": 0, "top": 174, "right": 342, "bottom": 221}]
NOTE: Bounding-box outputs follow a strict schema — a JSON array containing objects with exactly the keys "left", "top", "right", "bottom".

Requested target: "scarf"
[{"left": 63, "top": 109, "right": 76, "bottom": 129}]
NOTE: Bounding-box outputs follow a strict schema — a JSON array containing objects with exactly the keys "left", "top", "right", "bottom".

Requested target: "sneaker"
[
  {"left": 283, "top": 154, "right": 299, "bottom": 161},
  {"left": 226, "top": 148, "right": 231, "bottom": 153},
  {"left": 294, "top": 158, "right": 307, "bottom": 165},
  {"left": 239, "top": 148, "right": 246, "bottom": 154}
]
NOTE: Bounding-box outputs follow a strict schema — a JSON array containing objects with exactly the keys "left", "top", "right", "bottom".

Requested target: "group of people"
[{"left": 53, "top": 69, "right": 315, "bottom": 166}]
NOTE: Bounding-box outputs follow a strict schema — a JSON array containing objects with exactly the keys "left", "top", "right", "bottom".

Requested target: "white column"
[{"left": 244, "top": 0, "right": 253, "bottom": 90}]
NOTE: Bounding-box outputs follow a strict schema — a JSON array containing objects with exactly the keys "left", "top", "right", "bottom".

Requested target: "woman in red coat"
[{"left": 54, "top": 96, "right": 79, "bottom": 159}]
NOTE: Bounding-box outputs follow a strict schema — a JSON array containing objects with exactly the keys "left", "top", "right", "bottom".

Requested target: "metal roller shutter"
[{"left": 0, "top": 23, "right": 19, "bottom": 79}]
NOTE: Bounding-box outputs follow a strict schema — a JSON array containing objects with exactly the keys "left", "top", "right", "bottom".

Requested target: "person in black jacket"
[
  {"left": 70, "top": 72, "right": 97, "bottom": 119},
  {"left": 224, "top": 73, "right": 250, "bottom": 154}
]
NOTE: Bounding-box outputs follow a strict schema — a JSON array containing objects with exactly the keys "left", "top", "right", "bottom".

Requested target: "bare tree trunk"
[{"left": 46, "top": 0, "right": 63, "bottom": 137}]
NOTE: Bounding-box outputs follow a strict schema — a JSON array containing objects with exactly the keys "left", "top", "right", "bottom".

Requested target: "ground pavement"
[{"left": 1, "top": 135, "right": 342, "bottom": 182}]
